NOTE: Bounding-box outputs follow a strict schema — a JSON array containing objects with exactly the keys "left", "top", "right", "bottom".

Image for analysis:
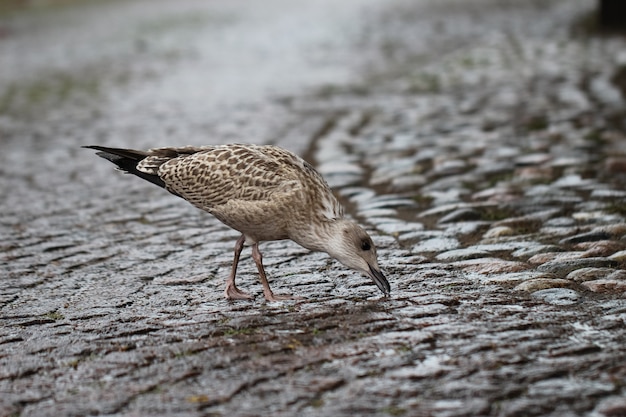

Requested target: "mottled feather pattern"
[{"left": 136, "top": 144, "right": 342, "bottom": 241}]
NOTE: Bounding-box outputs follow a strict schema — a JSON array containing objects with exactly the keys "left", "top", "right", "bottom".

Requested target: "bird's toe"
[{"left": 225, "top": 285, "right": 254, "bottom": 300}]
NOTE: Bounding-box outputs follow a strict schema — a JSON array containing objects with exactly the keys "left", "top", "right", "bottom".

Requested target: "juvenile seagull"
[{"left": 84, "top": 144, "right": 390, "bottom": 301}]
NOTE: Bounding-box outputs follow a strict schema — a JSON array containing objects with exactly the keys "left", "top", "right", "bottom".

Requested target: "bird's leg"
[
  {"left": 251, "top": 243, "right": 302, "bottom": 302},
  {"left": 224, "top": 235, "right": 253, "bottom": 300}
]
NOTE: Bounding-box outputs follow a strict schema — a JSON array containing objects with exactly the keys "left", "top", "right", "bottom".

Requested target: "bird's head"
[{"left": 324, "top": 219, "right": 390, "bottom": 296}]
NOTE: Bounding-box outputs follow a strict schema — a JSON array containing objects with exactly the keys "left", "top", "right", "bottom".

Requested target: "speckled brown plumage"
[
  {"left": 84, "top": 143, "right": 389, "bottom": 301},
  {"left": 144, "top": 144, "right": 343, "bottom": 243}
]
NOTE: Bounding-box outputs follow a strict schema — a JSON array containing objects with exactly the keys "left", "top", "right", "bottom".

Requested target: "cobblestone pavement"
[{"left": 2, "top": 0, "right": 626, "bottom": 416}]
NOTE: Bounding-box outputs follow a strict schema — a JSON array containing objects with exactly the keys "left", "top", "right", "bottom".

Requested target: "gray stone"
[
  {"left": 590, "top": 189, "right": 626, "bottom": 199},
  {"left": 358, "top": 196, "right": 417, "bottom": 211},
  {"left": 559, "top": 230, "right": 613, "bottom": 245},
  {"left": 436, "top": 248, "right": 491, "bottom": 262},
  {"left": 544, "top": 217, "right": 576, "bottom": 227},
  {"left": 527, "top": 376, "right": 614, "bottom": 397},
  {"left": 540, "top": 225, "right": 583, "bottom": 238},
  {"left": 438, "top": 208, "right": 481, "bottom": 224},
  {"left": 390, "top": 174, "right": 427, "bottom": 191},
  {"left": 515, "top": 278, "right": 572, "bottom": 292},
  {"left": 370, "top": 218, "right": 424, "bottom": 235},
  {"left": 432, "top": 159, "right": 468, "bottom": 175},
  {"left": 442, "top": 221, "right": 490, "bottom": 237},
  {"left": 453, "top": 258, "right": 529, "bottom": 274},
  {"left": 358, "top": 208, "right": 398, "bottom": 218},
  {"left": 479, "top": 271, "right": 557, "bottom": 285},
  {"left": 536, "top": 258, "right": 619, "bottom": 276},
  {"left": 607, "top": 270, "right": 626, "bottom": 280},
  {"left": 531, "top": 288, "right": 581, "bottom": 305},
  {"left": 483, "top": 225, "right": 515, "bottom": 238},
  {"left": 566, "top": 267, "right": 615, "bottom": 282},
  {"left": 591, "top": 396, "right": 626, "bottom": 417},
  {"left": 472, "top": 242, "right": 536, "bottom": 252},
  {"left": 511, "top": 244, "right": 563, "bottom": 259},
  {"left": 413, "top": 237, "right": 461, "bottom": 253},
  {"left": 582, "top": 279, "right": 626, "bottom": 293},
  {"left": 419, "top": 203, "right": 477, "bottom": 218},
  {"left": 609, "top": 250, "right": 626, "bottom": 262},
  {"left": 572, "top": 211, "right": 624, "bottom": 225},
  {"left": 515, "top": 153, "right": 552, "bottom": 166}
]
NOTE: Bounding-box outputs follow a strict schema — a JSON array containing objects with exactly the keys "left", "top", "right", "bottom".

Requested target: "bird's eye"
[{"left": 361, "top": 240, "right": 371, "bottom": 251}]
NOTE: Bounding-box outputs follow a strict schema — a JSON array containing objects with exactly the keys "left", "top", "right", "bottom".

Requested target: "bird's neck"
[{"left": 290, "top": 218, "right": 342, "bottom": 254}]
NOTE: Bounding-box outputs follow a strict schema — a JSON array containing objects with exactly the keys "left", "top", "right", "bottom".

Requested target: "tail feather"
[{"left": 82, "top": 145, "right": 167, "bottom": 189}]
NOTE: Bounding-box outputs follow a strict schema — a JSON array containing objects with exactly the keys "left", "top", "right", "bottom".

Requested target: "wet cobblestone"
[{"left": 1, "top": 0, "right": 626, "bottom": 416}]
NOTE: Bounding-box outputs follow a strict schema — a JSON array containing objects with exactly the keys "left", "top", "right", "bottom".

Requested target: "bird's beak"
[{"left": 368, "top": 264, "right": 390, "bottom": 296}]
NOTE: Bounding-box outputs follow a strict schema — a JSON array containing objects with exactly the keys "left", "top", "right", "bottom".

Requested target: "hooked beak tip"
[{"left": 368, "top": 265, "right": 391, "bottom": 296}]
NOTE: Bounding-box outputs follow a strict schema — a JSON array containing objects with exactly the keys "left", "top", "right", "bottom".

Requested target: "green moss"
[
  {"left": 223, "top": 327, "right": 254, "bottom": 336},
  {"left": 309, "top": 398, "right": 324, "bottom": 408},
  {"left": 485, "top": 172, "right": 514, "bottom": 187},
  {"left": 137, "top": 12, "right": 230, "bottom": 35},
  {"left": 583, "top": 129, "right": 606, "bottom": 145},
  {"left": 481, "top": 206, "right": 517, "bottom": 221},
  {"left": 405, "top": 72, "right": 441, "bottom": 94},
  {"left": 311, "top": 328, "right": 323, "bottom": 336},
  {"left": 606, "top": 202, "right": 626, "bottom": 217},
  {"left": 315, "top": 83, "right": 369, "bottom": 98},
  {"left": 0, "top": 70, "right": 102, "bottom": 118},
  {"left": 395, "top": 343, "right": 413, "bottom": 353},
  {"left": 45, "top": 311, "right": 65, "bottom": 321},
  {"left": 174, "top": 350, "right": 196, "bottom": 359},
  {"left": 0, "top": 0, "right": 95, "bottom": 17},
  {"left": 382, "top": 406, "right": 407, "bottom": 416},
  {"left": 525, "top": 115, "right": 549, "bottom": 131},
  {"left": 412, "top": 194, "right": 434, "bottom": 207}
]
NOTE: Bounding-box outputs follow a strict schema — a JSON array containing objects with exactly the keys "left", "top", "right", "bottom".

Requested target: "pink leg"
[
  {"left": 251, "top": 243, "right": 302, "bottom": 301},
  {"left": 224, "top": 235, "right": 253, "bottom": 300}
]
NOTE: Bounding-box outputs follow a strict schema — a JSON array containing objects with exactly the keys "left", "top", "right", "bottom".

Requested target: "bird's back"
[{"left": 139, "top": 144, "right": 344, "bottom": 241}]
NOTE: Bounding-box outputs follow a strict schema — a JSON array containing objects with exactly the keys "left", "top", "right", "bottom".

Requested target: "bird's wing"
[{"left": 154, "top": 144, "right": 304, "bottom": 212}]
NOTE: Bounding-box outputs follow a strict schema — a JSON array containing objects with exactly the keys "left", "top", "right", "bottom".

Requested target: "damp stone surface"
[{"left": 1, "top": 1, "right": 625, "bottom": 416}]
